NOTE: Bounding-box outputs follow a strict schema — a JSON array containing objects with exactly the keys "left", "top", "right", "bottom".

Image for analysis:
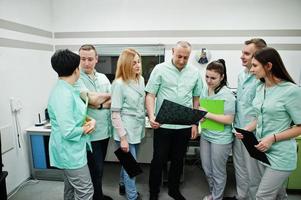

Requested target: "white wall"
[
  {"left": 0, "top": 0, "right": 55, "bottom": 194},
  {"left": 52, "top": 0, "right": 301, "bottom": 87},
  {"left": 52, "top": 0, "right": 301, "bottom": 31},
  {"left": 0, "top": 0, "right": 53, "bottom": 30},
  {"left": 0, "top": 0, "right": 301, "bottom": 194},
  {"left": 165, "top": 49, "right": 301, "bottom": 88}
]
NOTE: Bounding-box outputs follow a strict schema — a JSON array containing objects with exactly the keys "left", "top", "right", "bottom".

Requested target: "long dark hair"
[
  {"left": 206, "top": 59, "right": 228, "bottom": 94},
  {"left": 253, "top": 47, "right": 295, "bottom": 84}
]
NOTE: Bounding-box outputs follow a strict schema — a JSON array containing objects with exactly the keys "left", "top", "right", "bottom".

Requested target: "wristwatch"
[{"left": 98, "top": 104, "right": 103, "bottom": 110}]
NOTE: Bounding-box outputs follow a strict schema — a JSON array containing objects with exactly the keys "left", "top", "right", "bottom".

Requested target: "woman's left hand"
[
  {"left": 84, "top": 118, "right": 96, "bottom": 134},
  {"left": 120, "top": 136, "right": 129, "bottom": 152},
  {"left": 255, "top": 134, "right": 274, "bottom": 152}
]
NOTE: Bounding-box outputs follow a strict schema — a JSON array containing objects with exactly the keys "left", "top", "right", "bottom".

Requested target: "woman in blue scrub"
[
  {"left": 111, "top": 48, "right": 145, "bottom": 200},
  {"left": 48, "top": 49, "right": 96, "bottom": 200},
  {"left": 200, "top": 59, "right": 236, "bottom": 200},
  {"left": 248, "top": 47, "right": 301, "bottom": 200}
]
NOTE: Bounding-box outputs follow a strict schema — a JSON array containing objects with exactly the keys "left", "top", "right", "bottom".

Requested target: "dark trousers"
[
  {"left": 149, "top": 128, "right": 191, "bottom": 195},
  {"left": 87, "top": 138, "right": 109, "bottom": 200}
]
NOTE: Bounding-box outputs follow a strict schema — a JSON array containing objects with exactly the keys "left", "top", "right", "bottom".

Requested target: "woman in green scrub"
[
  {"left": 111, "top": 48, "right": 145, "bottom": 200},
  {"left": 48, "top": 49, "right": 96, "bottom": 200},
  {"left": 200, "top": 59, "right": 236, "bottom": 200},
  {"left": 247, "top": 47, "right": 301, "bottom": 200}
]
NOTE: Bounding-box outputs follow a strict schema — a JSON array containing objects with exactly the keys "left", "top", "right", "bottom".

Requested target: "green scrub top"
[
  {"left": 145, "top": 60, "right": 203, "bottom": 129},
  {"left": 48, "top": 80, "right": 90, "bottom": 169},
  {"left": 75, "top": 70, "right": 112, "bottom": 141},
  {"left": 201, "top": 86, "right": 236, "bottom": 144},
  {"left": 111, "top": 77, "right": 145, "bottom": 144},
  {"left": 253, "top": 82, "right": 301, "bottom": 171},
  {"left": 234, "top": 70, "right": 259, "bottom": 129}
]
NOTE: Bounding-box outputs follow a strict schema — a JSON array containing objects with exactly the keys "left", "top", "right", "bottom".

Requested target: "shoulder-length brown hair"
[{"left": 115, "top": 48, "right": 141, "bottom": 82}]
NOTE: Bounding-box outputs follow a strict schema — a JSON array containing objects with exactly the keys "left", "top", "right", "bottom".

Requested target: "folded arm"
[{"left": 80, "top": 91, "right": 111, "bottom": 109}]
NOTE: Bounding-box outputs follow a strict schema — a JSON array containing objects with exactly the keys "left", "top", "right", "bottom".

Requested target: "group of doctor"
[
  {"left": 47, "top": 38, "right": 301, "bottom": 200},
  {"left": 200, "top": 38, "right": 301, "bottom": 200},
  {"left": 48, "top": 45, "right": 145, "bottom": 200}
]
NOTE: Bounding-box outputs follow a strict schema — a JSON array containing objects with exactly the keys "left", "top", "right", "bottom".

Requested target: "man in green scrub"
[
  {"left": 146, "top": 41, "right": 203, "bottom": 200},
  {"left": 231, "top": 38, "right": 267, "bottom": 200},
  {"left": 76, "top": 44, "right": 112, "bottom": 200}
]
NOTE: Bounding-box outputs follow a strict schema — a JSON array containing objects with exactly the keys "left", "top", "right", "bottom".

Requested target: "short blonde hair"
[{"left": 115, "top": 48, "right": 141, "bottom": 82}]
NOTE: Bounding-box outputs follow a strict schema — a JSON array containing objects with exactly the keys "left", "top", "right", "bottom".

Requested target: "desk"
[
  {"left": 26, "top": 126, "right": 154, "bottom": 180},
  {"left": 26, "top": 127, "right": 62, "bottom": 180}
]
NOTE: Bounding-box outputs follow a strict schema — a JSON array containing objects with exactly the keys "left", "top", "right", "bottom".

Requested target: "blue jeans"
[{"left": 115, "top": 141, "right": 139, "bottom": 200}]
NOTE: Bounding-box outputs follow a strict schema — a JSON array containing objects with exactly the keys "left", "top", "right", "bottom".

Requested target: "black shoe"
[
  {"left": 102, "top": 195, "right": 113, "bottom": 200},
  {"left": 149, "top": 193, "right": 158, "bottom": 200},
  {"left": 223, "top": 197, "right": 237, "bottom": 200},
  {"left": 119, "top": 184, "right": 125, "bottom": 195},
  {"left": 136, "top": 192, "right": 142, "bottom": 200},
  {"left": 168, "top": 190, "right": 186, "bottom": 200}
]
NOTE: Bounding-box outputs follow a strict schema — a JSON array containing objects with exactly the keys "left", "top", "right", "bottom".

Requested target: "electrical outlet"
[{"left": 10, "top": 97, "right": 22, "bottom": 112}]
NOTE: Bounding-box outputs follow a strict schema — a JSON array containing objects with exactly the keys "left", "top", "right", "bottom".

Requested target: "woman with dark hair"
[
  {"left": 246, "top": 47, "right": 301, "bottom": 199},
  {"left": 200, "top": 59, "right": 236, "bottom": 200},
  {"left": 48, "top": 49, "right": 96, "bottom": 200}
]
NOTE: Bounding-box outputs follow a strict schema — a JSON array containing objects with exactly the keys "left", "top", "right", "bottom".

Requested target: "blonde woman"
[{"left": 111, "top": 48, "right": 145, "bottom": 200}]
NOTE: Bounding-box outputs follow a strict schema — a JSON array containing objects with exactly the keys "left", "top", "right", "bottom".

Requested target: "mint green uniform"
[
  {"left": 233, "top": 70, "right": 261, "bottom": 200},
  {"left": 253, "top": 81, "right": 301, "bottom": 171},
  {"left": 76, "top": 70, "right": 112, "bottom": 141},
  {"left": 200, "top": 86, "right": 236, "bottom": 200},
  {"left": 201, "top": 86, "right": 236, "bottom": 144},
  {"left": 145, "top": 60, "right": 203, "bottom": 129},
  {"left": 234, "top": 70, "right": 258, "bottom": 128},
  {"left": 48, "top": 80, "right": 90, "bottom": 169},
  {"left": 111, "top": 77, "right": 145, "bottom": 144}
]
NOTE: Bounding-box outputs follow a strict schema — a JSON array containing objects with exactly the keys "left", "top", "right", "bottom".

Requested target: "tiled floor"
[{"left": 8, "top": 162, "right": 301, "bottom": 200}]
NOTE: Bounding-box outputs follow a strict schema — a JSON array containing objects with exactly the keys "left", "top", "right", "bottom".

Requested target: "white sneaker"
[{"left": 202, "top": 194, "right": 213, "bottom": 200}]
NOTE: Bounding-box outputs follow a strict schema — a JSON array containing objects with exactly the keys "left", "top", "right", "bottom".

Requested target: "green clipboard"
[{"left": 199, "top": 99, "right": 224, "bottom": 131}]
